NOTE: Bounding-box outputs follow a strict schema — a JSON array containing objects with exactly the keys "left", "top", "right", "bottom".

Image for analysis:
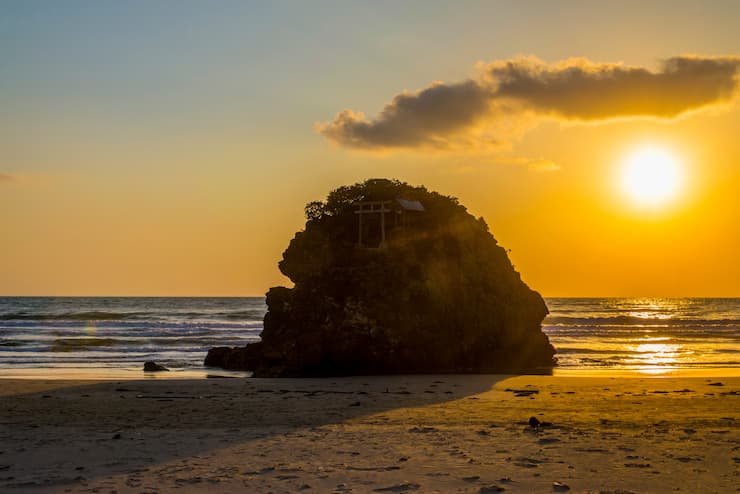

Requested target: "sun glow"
[{"left": 621, "top": 147, "right": 683, "bottom": 206}]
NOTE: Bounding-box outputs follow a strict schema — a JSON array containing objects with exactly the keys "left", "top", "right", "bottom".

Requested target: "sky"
[{"left": 2, "top": 0, "right": 739, "bottom": 297}]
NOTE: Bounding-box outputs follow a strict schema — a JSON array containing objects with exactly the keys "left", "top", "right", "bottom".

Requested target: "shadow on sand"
[{"left": 0, "top": 374, "right": 516, "bottom": 491}]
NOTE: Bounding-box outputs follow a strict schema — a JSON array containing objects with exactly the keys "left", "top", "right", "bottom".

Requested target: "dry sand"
[{"left": 0, "top": 374, "right": 737, "bottom": 493}]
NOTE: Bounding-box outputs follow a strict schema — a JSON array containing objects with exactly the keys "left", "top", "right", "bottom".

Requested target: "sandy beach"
[{"left": 0, "top": 374, "right": 737, "bottom": 493}]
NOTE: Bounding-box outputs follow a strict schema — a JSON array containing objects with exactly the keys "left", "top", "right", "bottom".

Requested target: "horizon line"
[{"left": 1, "top": 294, "right": 738, "bottom": 299}]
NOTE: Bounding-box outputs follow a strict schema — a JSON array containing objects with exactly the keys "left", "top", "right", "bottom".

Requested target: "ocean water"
[
  {"left": 545, "top": 298, "right": 740, "bottom": 374},
  {"left": 0, "top": 297, "right": 263, "bottom": 378},
  {"left": 0, "top": 297, "right": 738, "bottom": 378}
]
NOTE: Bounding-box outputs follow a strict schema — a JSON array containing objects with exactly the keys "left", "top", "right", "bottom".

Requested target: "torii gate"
[{"left": 354, "top": 200, "right": 393, "bottom": 247}]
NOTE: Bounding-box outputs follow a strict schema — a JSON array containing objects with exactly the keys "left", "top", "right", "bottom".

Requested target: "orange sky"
[{"left": 2, "top": 2, "right": 739, "bottom": 297}]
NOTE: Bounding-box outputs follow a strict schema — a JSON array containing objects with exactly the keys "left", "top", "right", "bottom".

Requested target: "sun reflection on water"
[
  {"left": 628, "top": 311, "right": 673, "bottom": 320},
  {"left": 619, "top": 299, "right": 692, "bottom": 374},
  {"left": 629, "top": 341, "right": 682, "bottom": 374},
  {"left": 547, "top": 297, "right": 739, "bottom": 376}
]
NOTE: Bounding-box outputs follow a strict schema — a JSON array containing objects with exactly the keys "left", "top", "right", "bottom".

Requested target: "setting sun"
[{"left": 621, "top": 147, "right": 683, "bottom": 206}]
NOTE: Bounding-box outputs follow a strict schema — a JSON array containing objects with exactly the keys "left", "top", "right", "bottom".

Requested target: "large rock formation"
[{"left": 206, "top": 179, "right": 555, "bottom": 376}]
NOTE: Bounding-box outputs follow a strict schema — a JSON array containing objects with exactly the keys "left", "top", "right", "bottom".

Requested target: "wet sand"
[{"left": 0, "top": 374, "right": 738, "bottom": 493}]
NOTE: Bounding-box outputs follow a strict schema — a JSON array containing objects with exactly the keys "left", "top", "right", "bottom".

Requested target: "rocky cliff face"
[{"left": 205, "top": 179, "right": 555, "bottom": 376}]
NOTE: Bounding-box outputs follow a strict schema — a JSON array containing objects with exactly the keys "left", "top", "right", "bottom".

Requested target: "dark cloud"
[
  {"left": 317, "top": 55, "right": 740, "bottom": 151},
  {"left": 0, "top": 173, "right": 13, "bottom": 183},
  {"left": 318, "top": 80, "right": 492, "bottom": 149},
  {"left": 489, "top": 55, "right": 740, "bottom": 120}
]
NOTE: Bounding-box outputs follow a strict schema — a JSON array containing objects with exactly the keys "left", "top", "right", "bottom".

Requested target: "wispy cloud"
[
  {"left": 0, "top": 173, "right": 14, "bottom": 184},
  {"left": 527, "top": 159, "right": 561, "bottom": 173},
  {"left": 317, "top": 55, "right": 740, "bottom": 152}
]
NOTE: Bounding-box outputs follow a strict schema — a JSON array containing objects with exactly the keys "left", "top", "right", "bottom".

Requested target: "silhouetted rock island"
[{"left": 206, "top": 179, "right": 555, "bottom": 376}]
